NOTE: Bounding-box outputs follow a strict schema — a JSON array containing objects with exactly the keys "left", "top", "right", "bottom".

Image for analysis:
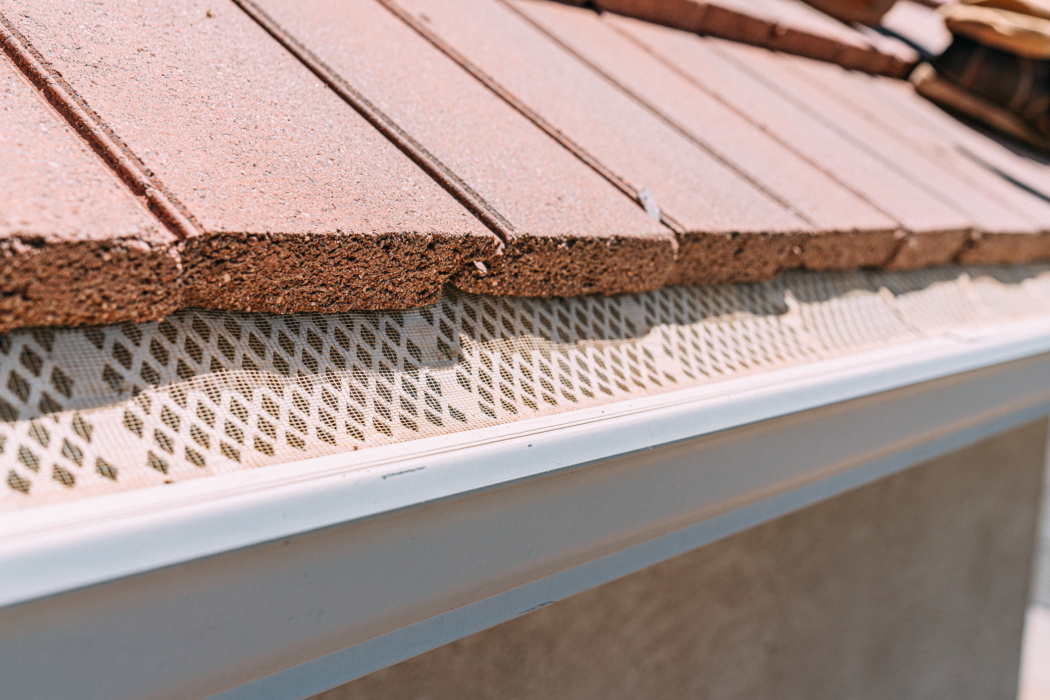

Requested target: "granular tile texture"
[
  {"left": 585, "top": 0, "right": 916, "bottom": 76},
  {"left": 0, "top": 0, "right": 500, "bottom": 316},
  {"left": 862, "top": 75, "right": 1050, "bottom": 263},
  {"left": 509, "top": 0, "right": 900, "bottom": 271},
  {"left": 392, "top": 0, "right": 811, "bottom": 287},
  {"left": 239, "top": 0, "right": 675, "bottom": 298},
  {"left": 4, "top": 0, "right": 1050, "bottom": 335},
  {"left": 776, "top": 55, "right": 1050, "bottom": 262},
  {"left": 607, "top": 14, "right": 975, "bottom": 265},
  {"left": 727, "top": 44, "right": 1047, "bottom": 237},
  {"left": 0, "top": 53, "right": 179, "bottom": 333}
]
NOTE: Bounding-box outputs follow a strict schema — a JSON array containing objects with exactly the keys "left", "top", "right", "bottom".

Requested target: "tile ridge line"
[
  {"left": 374, "top": 0, "right": 686, "bottom": 236},
  {"left": 230, "top": 0, "right": 513, "bottom": 250},
  {"left": 501, "top": 0, "right": 818, "bottom": 229},
  {"left": 0, "top": 11, "right": 200, "bottom": 243}
]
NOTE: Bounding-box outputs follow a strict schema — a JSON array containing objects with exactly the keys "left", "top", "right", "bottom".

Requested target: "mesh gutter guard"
[{"left": 3, "top": 265, "right": 1050, "bottom": 512}]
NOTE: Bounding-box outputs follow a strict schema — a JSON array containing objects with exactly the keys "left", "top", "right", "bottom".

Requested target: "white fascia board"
[{"left": 2, "top": 319, "right": 1050, "bottom": 700}]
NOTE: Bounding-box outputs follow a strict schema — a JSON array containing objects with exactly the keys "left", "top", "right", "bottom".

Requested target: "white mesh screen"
[{"left": 3, "top": 265, "right": 1049, "bottom": 510}]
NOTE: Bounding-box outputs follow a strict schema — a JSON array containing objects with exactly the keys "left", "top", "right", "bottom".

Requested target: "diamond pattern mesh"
[{"left": 2, "top": 266, "right": 1049, "bottom": 510}]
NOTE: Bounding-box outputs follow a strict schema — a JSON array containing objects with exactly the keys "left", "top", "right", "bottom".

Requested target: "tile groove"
[
  {"left": 501, "top": 0, "right": 819, "bottom": 229},
  {"left": 0, "top": 11, "right": 200, "bottom": 242},
  {"left": 230, "top": 0, "right": 514, "bottom": 250},
  {"left": 374, "top": 0, "right": 688, "bottom": 236}
]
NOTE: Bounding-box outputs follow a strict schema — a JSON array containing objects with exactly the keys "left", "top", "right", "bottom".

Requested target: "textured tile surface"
[
  {"left": 0, "top": 0, "right": 500, "bottom": 315},
  {"left": 864, "top": 74, "right": 1050, "bottom": 263},
  {"left": 511, "top": 0, "right": 900, "bottom": 271},
  {"left": 392, "top": 0, "right": 811, "bottom": 287},
  {"left": 609, "top": 15, "right": 976, "bottom": 266},
  {"left": 0, "top": 54, "right": 179, "bottom": 331},
  {"left": 3, "top": 0, "right": 1050, "bottom": 336},
  {"left": 245, "top": 0, "right": 675, "bottom": 298},
  {"left": 739, "top": 46, "right": 1046, "bottom": 235},
  {"left": 783, "top": 56, "right": 1050, "bottom": 263}
]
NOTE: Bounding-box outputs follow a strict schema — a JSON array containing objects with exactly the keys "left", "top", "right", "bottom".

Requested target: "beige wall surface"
[{"left": 315, "top": 420, "right": 1048, "bottom": 700}]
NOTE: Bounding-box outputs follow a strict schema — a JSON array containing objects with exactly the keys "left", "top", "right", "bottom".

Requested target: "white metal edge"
[
  {"left": 4, "top": 318, "right": 1050, "bottom": 608},
  {"left": 214, "top": 402, "right": 1050, "bottom": 700}
]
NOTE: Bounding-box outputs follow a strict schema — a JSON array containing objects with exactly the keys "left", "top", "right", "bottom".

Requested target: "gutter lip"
[{"left": 4, "top": 315, "right": 1050, "bottom": 608}]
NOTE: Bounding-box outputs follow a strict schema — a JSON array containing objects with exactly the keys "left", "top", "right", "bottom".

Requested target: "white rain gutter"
[{"left": 4, "top": 316, "right": 1050, "bottom": 700}]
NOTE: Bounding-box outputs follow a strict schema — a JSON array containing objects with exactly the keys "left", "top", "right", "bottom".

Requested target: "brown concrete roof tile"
[
  {"left": 235, "top": 0, "right": 676, "bottom": 298},
  {"left": 0, "top": 52, "right": 179, "bottom": 332},
  {"left": 391, "top": 0, "right": 812, "bottom": 287},
  {"left": 607, "top": 15, "right": 980, "bottom": 267},
  {"left": 861, "top": 74, "right": 1050, "bottom": 264},
  {"left": 510, "top": 0, "right": 901, "bottom": 272},
  {"left": 591, "top": 0, "right": 915, "bottom": 77},
  {"left": 871, "top": 73, "right": 1050, "bottom": 205},
  {"left": 779, "top": 57, "right": 1050, "bottom": 242},
  {"left": 0, "top": 0, "right": 500, "bottom": 315},
  {"left": 725, "top": 45, "right": 1050, "bottom": 245},
  {"left": 6, "top": 0, "right": 1050, "bottom": 335}
]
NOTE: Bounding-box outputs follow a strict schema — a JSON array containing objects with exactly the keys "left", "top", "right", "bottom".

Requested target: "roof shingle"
[
  {"left": 782, "top": 54, "right": 1050, "bottom": 228},
  {"left": 3, "top": 0, "right": 1050, "bottom": 335},
  {"left": 724, "top": 42, "right": 1045, "bottom": 236},
  {"left": 607, "top": 14, "right": 979, "bottom": 267}
]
